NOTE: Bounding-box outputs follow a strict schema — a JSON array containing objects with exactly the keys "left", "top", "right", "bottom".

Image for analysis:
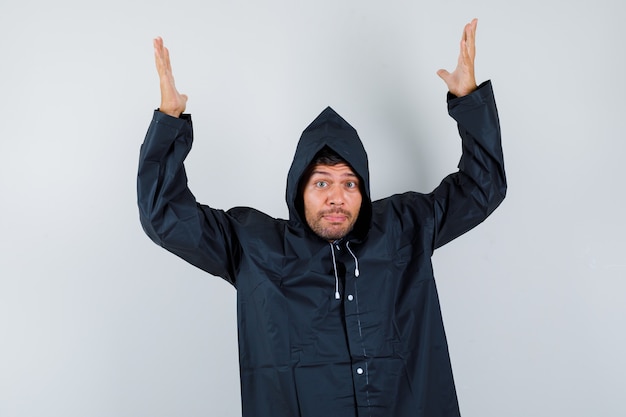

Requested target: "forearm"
[
  {"left": 137, "top": 111, "right": 195, "bottom": 244},
  {"left": 432, "top": 81, "right": 507, "bottom": 248},
  {"left": 449, "top": 80, "right": 507, "bottom": 211}
]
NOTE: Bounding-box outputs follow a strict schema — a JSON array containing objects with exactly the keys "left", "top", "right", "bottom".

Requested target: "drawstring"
[
  {"left": 329, "top": 241, "right": 361, "bottom": 300},
  {"left": 346, "top": 241, "right": 360, "bottom": 277},
  {"left": 329, "top": 243, "right": 341, "bottom": 300}
]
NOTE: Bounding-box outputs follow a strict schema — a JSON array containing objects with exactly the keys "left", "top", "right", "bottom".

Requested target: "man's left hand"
[{"left": 437, "top": 18, "right": 478, "bottom": 97}]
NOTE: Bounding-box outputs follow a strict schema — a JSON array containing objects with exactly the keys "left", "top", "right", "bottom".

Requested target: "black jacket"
[{"left": 137, "top": 81, "right": 506, "bottom": 417}]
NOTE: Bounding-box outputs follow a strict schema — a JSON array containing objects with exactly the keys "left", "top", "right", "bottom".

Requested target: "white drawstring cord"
[
  {"left": 346, "top": 241, "right": 360, "bottom": 277},
  {"left": 329, "top": 243, "right": 341, "bottom": 300}
]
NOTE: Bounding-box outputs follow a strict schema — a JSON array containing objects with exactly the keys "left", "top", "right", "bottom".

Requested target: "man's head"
[
  {"left": 300, "top": 147, "right": 362, "bottom": 241},
  {"left": 287, "top": 107, "right": 371, "bottom": 240}
]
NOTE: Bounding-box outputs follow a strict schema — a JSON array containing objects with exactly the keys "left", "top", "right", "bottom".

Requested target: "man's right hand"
[{"left": 154, "top": 37, "right": 188, "bottom": 118}]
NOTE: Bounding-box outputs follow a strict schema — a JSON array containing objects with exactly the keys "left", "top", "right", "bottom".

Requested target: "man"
[{"left": 138, "top": 18, "right": 506, "bottom": 417}]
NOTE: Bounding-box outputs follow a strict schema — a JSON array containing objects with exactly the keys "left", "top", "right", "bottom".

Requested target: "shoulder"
[
  {"left": 224, "top": 206, "right": 288, "bottom": 230},
  {"left": 360, "top": 193, "right": 435, "bottom": 252}
]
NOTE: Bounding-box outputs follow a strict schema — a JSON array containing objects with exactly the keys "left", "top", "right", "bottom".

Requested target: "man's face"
[{"left": 302, "top": 163, "right": 362, "bottom": 241}]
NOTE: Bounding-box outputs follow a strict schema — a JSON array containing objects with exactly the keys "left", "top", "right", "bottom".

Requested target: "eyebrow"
[{"left": 309, "top": 169, "right": 358, "bottom": 178}]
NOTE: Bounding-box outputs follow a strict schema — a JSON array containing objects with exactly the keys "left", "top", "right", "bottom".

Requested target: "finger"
[
  {"left": 459, "top": 23, "right": 471, "bottom": 57},
  {"left": 463, "top": 23, "right": 472, "bottom": 45},
  {"left": 456, "top": 20, "right": 474, "bottom": 64},
  {"left": 466, "top": 19, "right": 477, "bottom": 52},
  {"left": 458, "top": 38, "right": 470, "bottom": 67},
  {"left": 465, "top": 20, "right": 477, "bottom": 61},
  {"left": 153, "top": 37, "right": 165, "bottom": 61},
  {"left": 153, "top": 36, "right": 163, "bottom": 49},
  {"left": 436, "top": 69, "right": 450, "bottom": 82},
  {"left": 154, "top": 37, "right": 174, "bottom": 76},
  {"left": 154, "top": 37, "right": 167, "bottom": 74},
  {"left": 163, "top": 46, "right": 172, "bottom": 74}
]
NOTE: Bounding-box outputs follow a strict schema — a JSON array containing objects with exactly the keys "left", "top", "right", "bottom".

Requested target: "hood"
[{"left": 286, "top": 106, "right": 372, "bottom": 240}]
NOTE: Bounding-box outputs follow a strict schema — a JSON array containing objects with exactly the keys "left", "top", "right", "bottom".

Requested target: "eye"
[
  {"left": 315, "top": 181, "right": 328, "bottom": 188},
  {"left": 346, "top": 181, "right": 358, "bottom": 189}
]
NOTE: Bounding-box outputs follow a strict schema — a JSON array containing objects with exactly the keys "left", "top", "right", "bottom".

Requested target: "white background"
[{"left": 1, "top": 1, "right": 624, "bottom": 416}]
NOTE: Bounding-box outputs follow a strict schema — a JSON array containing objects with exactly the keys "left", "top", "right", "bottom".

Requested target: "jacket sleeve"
[
  {"left": 137, "top": 110, "right": 240, "bottom": 285},
  {"left": 431, "top": 80, "right": 507, "bottom": 250}
]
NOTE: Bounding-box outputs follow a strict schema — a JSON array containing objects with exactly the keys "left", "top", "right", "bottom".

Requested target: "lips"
[
  {"left": 320, "top": 210, "right": 350, "bottom": 223},
  {"left": 324, "top": 215, "right": 347, "bottom": 222}
]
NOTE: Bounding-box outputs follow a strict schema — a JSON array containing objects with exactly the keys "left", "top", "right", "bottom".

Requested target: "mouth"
[
  {"left": 321, "top": 210, "right": 350, "bottom": 223},
  {"left": 323, "top": 215, "right": 348, "bottom": 223}
]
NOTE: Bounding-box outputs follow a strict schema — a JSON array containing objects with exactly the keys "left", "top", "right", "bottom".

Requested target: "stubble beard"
[{"left": 307, "top": 209, "right": 357, "bottom": 241}]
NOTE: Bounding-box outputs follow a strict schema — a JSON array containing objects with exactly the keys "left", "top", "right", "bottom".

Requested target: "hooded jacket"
[{"left": 137, "top": 80, "right": 506, "bottom": 417}]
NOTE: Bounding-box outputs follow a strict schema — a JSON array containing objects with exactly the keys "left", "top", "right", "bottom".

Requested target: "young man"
[{"left": 138, "top": 19, "right": 506, "bottom": 417}]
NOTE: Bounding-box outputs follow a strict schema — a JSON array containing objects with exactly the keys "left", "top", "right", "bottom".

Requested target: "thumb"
[{"left": 436, "top": 69, "right": 450, "bottom": 82}]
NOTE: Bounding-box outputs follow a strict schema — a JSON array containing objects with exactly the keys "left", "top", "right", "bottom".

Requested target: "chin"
[{"left": 319, "top": 227, "right": 350, "bottom": 241}]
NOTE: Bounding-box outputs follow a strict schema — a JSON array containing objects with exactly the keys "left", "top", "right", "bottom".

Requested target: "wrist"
[
  {"left": 453, "top": 83, "right": 478, "bottom": 98},
  {"left": 158, "top": 107, "right": 181, "bottom": 118}
]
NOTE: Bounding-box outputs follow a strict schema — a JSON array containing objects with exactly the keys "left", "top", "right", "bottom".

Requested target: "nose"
[{"left": 327, "top": 185, "right": 344, "bottom": 206}]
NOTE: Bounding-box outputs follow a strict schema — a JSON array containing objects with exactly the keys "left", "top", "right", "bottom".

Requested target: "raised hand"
[
  {"left": 153, "top": 37, "right": 188, "bottom": 117},
  {"left": 437, "top": 19, "right": 478, "bottom": 97}
]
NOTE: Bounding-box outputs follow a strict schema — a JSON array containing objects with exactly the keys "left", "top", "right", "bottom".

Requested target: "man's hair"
[
  {"left": 310, "top": 146, "right": 346, "bottom": 167},
  {"left": 298, "top": 147, "right": 347, "bottom": 194}
]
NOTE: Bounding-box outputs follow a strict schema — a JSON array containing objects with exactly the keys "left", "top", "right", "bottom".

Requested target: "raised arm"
[
  {"left": 430, "top": 20, "right": 507, "bottom": 248},
  {"left": 138, "top": 38, "right": 240, "bottom": 284}
]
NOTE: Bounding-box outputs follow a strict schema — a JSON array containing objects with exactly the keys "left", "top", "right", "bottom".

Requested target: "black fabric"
[{"left": 137, "top": 80, "right": 506, "bottom": 417}]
